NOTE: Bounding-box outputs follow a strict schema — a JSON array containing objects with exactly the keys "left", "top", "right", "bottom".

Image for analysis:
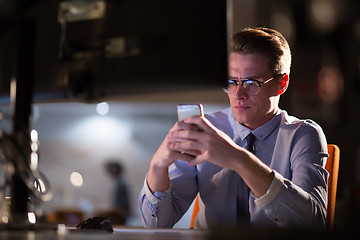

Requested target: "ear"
[{"left": 277, "top": 74, "right": 289, "bottom": 95}]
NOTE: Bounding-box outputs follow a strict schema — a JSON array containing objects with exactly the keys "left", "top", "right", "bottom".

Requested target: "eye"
[
  {"left": 243, "top": 80, "right": 258, "bottom": 87},
  {"left": 227, "top": 80, "right": 237, "bottom": 85}
]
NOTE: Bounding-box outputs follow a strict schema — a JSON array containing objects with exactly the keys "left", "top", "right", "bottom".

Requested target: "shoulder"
[
  {"left": 279, "top": 110, "right": 327, "bottom": 149},
  {"left": 280, "top": 110, "right": 324, "bottom": 133}
]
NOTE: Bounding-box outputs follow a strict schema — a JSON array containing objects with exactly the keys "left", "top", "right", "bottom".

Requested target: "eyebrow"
[{"left": 228, "top": 76, "right": 260, "bottom": 80}]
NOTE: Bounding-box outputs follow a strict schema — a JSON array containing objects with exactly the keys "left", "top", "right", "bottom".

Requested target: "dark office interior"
[{"left": 0, "top": 0, "right": 359, "bottom": 239}]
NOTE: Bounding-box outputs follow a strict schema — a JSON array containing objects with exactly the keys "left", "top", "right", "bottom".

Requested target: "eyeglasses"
[{"left": 224, "top": 76, "right": 275, "bottom": 95}]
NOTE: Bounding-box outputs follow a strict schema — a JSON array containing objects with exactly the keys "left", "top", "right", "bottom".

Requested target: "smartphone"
[{"left": 177, "top": 104, "right": 204, "bottom": 121}]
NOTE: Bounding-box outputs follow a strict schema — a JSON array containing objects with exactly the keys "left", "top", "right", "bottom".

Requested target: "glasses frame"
[{"left": 224, "top": 76, "right": 276, "bottom": 95}]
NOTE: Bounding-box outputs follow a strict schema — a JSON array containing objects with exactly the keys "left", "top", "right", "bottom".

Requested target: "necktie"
[
  {"left": 245, "top": 133, "right": 255, "bottom": 153},
  {"left": 237, "top": 133, "right": 256, "bottom": 224}
]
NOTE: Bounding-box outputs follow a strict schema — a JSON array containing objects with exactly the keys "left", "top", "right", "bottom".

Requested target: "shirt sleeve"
[
  {"left": 254, "top": 121, "right": 329, "bottom": 230},
  {"left": 138, "top": 176, "right": 173, "bottom": 228},
  {"left": 254, "top": 170, "right": 283, "bottom": 207},
  {"left": 138, "top": 160, "right": 198, "bottom": 228}
]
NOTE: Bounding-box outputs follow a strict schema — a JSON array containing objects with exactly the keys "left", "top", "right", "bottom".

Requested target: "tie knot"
[{"left": 245, "top": 133, "right": 255, "bottom": 153}]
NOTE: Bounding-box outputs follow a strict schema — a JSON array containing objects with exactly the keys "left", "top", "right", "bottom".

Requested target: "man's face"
[{"left": 228, "top": 53, "right": 281, "bottom": 130}]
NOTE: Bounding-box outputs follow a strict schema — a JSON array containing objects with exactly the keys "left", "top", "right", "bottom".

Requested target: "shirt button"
[
  {"left": 274, "top": 218, "right": 279, "bottom": 222},
  {"left": 151, "top": 214, "right": 156, "bottom": 217}
]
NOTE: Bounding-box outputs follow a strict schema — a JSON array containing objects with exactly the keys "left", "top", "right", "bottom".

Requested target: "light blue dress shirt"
[{"left": 139, "top": 108, "right": 329, "bottom": 230}]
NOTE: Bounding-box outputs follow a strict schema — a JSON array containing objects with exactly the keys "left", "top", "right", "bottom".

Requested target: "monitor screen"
[{"left": 0, "top": 0, "right": 228, "bottom": 103}]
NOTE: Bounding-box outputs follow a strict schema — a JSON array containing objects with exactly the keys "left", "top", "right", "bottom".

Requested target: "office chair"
[
  {"left": 190, "top": 195, "right": 199, "bottom": 229},
  {"left": 325, "top": 144, "right": 340, "bottom": 230},
  {"left": 189, "top": 144, "right": 340, "bottom": 230}
]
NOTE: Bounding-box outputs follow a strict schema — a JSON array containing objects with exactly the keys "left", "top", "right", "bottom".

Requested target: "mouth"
[{"left": 233, "top": 104, "right": 251, "bottom": 110}]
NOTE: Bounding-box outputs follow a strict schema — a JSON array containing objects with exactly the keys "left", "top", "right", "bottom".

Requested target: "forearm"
[
  {"left": 147, "top": 121, "right": 195, "bottom": 193},
  {"left": 147, "top": 161, "right": 170, "bottom": 193},
  {"left": 139, "top": 180, "right": 176, "bottom": 228},
  {"left": 233, "top": 153, "right": 326, "bottom": 229},
  {"left": 232, "top": 150, "right": 274, "bottom": 197},
  {"left": 255, "top": 171, "right": 327, "bottom": 229},
  {"left": 139, "top": 160, "right": 199, "bottom": 228}
]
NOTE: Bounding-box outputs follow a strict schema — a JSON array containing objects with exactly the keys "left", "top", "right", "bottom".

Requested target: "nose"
[{"left": 233, "top": 84, "right": 248, "bottom": 100}]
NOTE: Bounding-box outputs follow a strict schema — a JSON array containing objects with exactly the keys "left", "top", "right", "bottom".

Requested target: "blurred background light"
[
  {"left": 70, "top": 172, "right": 84, "bottom": 187},
  {"left": 30, "top": 129, "right": 38, "bottom": 142},
  {"left": 30, "top": 152, "right": 39, "bottom": 171},
  {"left": 272, "top": 12, "right": 294, "bottom": 41},
  {"left": 96, "top": 102, "right": 110, "bottom": 116},
  {"left": 28, "top": 212, "right": 36, "bottom": 224},
  {"left": 317, "top": 66, "right": 344, "bottom": 104},
  {"left": 63, "top": 116, "right": 131, "bottom": 147},
  {"left": 270, "top": 3, "right": 296, "bottom": 44},
  {"left": 310, "top": 0, "right": 337, "bottom": 32}
]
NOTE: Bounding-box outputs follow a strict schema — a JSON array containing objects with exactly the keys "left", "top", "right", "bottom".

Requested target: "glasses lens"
[
  {"left": 226, "top": 79, "right": 261, "bottom": 94},
  {"left": 243, "top": 80, "right": 260, "bottom": 94},
  {"left": 226, "top": 80, "right": 237, "bottom": 93}
]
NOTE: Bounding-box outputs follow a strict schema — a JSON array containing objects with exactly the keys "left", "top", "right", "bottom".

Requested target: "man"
[
  {"left": 139, "top": 27, "right": 328, "bottom": 230},
  {"left": 99, "top": 161, "right": 130, "bottom": 225},
  {"left": 105, "top": 161, "right": 130, "bottom": 216}
]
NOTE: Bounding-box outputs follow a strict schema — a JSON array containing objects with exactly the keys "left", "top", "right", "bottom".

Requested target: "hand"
[
  {"left": 169, "top": 116, "right": 274, "bottom": 197},
  {"left": 168, "top": 116, "right": 244, "bottom": 170},
  {"left": 151, "top": 121, "right": 202, "bottom": 169},
  {"left": 147, "top": 120, "right": 202, "bottom": 193}
]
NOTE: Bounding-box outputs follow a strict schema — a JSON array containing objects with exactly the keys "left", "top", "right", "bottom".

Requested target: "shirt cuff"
[
  {"left": 254, "top": 170, "right": 284, "bottom": 208},
  {"left": 143, "top": 175, "right": 172, "bottom": 206}
]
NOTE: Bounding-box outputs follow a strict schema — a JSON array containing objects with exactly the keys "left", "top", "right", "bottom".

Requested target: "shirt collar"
[{"left": 230, "top": 109, "right": 282, "bottom": 142}]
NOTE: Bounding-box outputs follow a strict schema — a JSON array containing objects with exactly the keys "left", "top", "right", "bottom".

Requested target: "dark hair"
[
  {"left": 231, "top": 27, "right": 291, "bottom": 75},
  {"left": 106, "top": 161, "right": 123, "bottom": 176}
]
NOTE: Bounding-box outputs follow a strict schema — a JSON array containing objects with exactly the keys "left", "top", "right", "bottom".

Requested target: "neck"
[{"left": 243, "top": 108, "right": 279, "bottom": 130}]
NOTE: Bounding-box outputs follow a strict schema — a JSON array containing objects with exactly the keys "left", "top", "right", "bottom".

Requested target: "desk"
[
  {"left": 0, "top": 226, "right": 208, "bottom": 240},
  {"left": 0, "top": 225, "right": 349, "bottom": 240}
]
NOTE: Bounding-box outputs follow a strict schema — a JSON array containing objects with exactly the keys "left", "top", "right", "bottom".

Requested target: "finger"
[
  {"left": 183, "top": 116, "right": 216, "bottom": 133},
  {"left": 170, "top": 141, "right": 202, "bottom": 155},
  {"left": 169, "top": 129, "right": 204, "bottom": 141},
  {"left": 171, "top": 121, "right": 200, "bottom": 132},
  {"left": 167, "top": 135, "right": 188, "bottom": 143},
  {"left": 171, "top": 150, "right": 197, "bottom": 162},
  {"left": 180, "top": 149, "right": 202, "bottom": 157},
  {"left": 187, "top": 157, "right": 204, "bottom": 167}
]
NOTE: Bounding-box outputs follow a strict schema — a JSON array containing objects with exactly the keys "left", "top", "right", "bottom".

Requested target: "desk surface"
[
  {"left": 0, "top": 224, "right": 347, "bottom": 240},
  {"left": 0, "top": 226, "right": 208, "bottom": 240}
]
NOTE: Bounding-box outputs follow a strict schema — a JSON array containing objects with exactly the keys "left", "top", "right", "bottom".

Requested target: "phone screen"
[{"left": 177, "top": 104, "right": 204, "bottom": 121}]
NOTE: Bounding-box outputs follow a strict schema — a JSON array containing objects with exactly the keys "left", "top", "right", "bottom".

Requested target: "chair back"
[
  {"left": 325, "top": 144, "right": 340, "bottom": 230},
  {"left": 190, "top": 195, "right": 199, "bottom": 229}
]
